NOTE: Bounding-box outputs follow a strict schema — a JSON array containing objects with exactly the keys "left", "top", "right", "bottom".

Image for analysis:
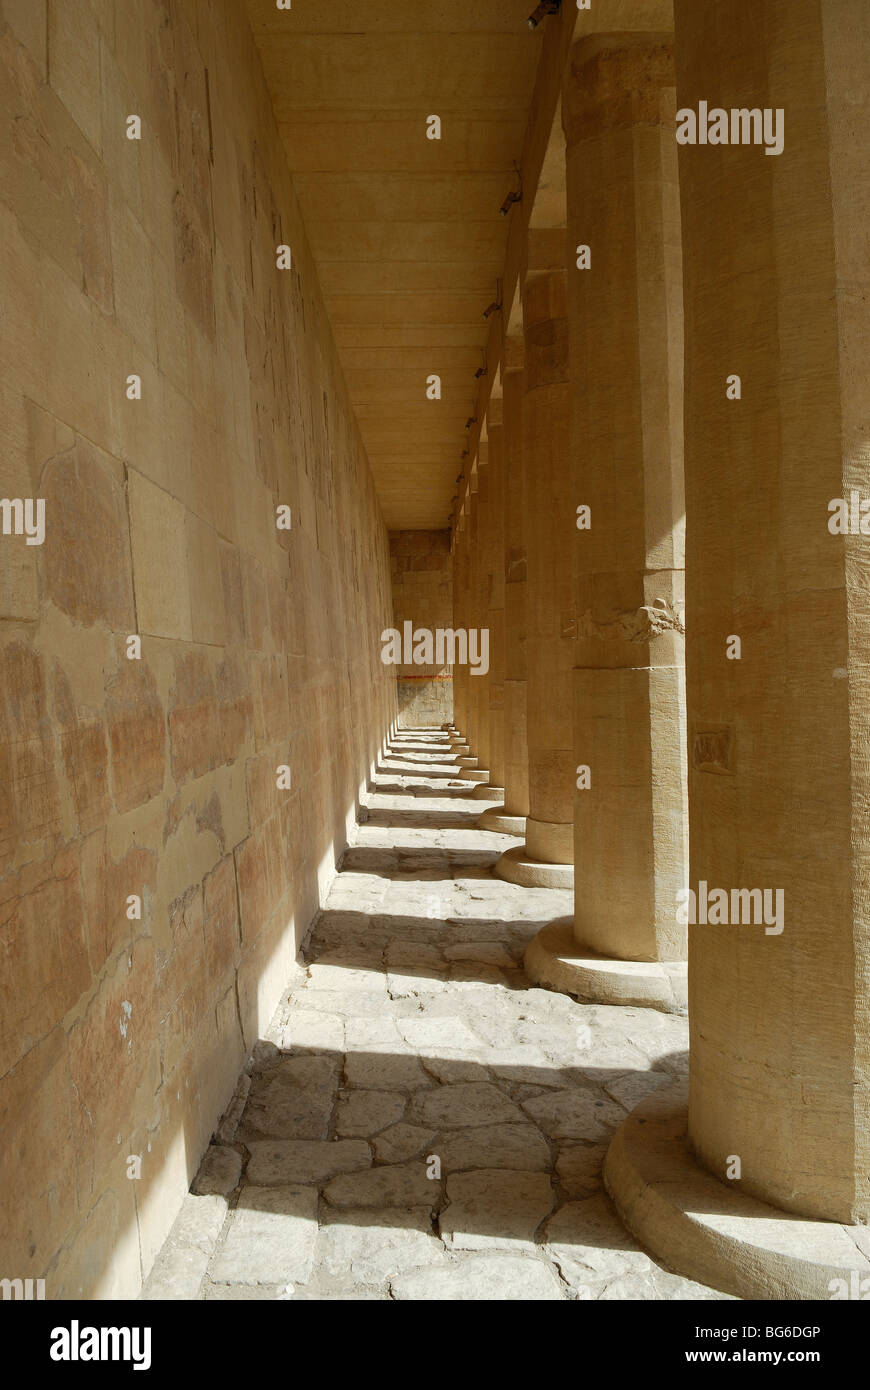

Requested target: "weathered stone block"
[
  {"left": 187, "top": 511, "right": 227, "bottom": 647},
  {"left": 128, "top": 470, "right": 192, "bottom": 640},
  {"left": 202, "top": 853, "right": 239, "bottom": 988},
  {"left": 0, "top": 1026, "right": 76, "bottom": 1275},
  {"left": 47, "top": 0, "right": 102, "bottom": 152},
  {"left": 79, "top": 829, "right": 157, "bottom": 977},
  {"left": 0, "top": 846, "right": 89, "bottom": 1078},
  {"left": 66, "top": 937, "right": 160, "bottom": 1195},
  {"left": 2, "top": 0, "right": 48, "bottom": 78},
  {"left": 42, "top": 440, "right": 135, "bottom": 629},
  {"left": 105, "top": 656, "right": 165, "bottom": 812},
  {"left": 53, "top": 664, "right": 110, "bottom": 833},
  {"left": 169, "top": 648, "right": 219, "bottom": 783}
]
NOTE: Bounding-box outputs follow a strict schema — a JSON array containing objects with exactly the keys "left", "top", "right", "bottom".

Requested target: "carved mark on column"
[
  {"left": 691, "top": 724, "right": 733, "bottom": 774},
  {"left": 577, "top": 598, "right": 685, "bottom": 642}
]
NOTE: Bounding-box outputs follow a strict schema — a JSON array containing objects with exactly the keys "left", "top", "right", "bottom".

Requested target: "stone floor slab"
[
  {"left": 147, "top": 734, "right": 716, "bottom": 1301},
  {"left": 440, "top": 1169, "right": 555, "bottom": 1252},
  {"left": 209, "top": 1187, "right": 318, "bottom": 1286}
]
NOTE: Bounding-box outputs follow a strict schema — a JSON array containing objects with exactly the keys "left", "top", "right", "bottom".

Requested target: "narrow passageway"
[{"left": 145, "top": 731, "right": 725, "bottom": 1301}]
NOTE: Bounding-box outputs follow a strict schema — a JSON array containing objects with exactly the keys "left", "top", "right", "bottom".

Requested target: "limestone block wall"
[
  {"left": 389, "top": 530, "right": 453, "bottom": 727},
  {"left": 0, "top": 0, "right": 395, "bottom": 1298}
]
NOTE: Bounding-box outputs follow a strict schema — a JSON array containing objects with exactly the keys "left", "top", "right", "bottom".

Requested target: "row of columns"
[{"left": 449, "top": 0, "right": 870, "bottom": 1299}]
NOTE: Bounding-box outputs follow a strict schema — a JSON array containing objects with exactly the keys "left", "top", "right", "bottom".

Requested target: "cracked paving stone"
[
  {"left": 595, "top": 1270, "right": 735, "bottom": 1301},
  {"left": 521, "top": 1087, "right": 627, "bottom": 1141},
  {"left": 287, "top": 989, "right": 387, "bottom": 1017},
  {"left": 443, "top": 941, "right": 518, "bottom": 967},
  {"left": 209, "top": 1186, "right": 318, "bottom": 1285},
  {"left": 344, "top": 1017, "right": 411, "bottom": 1051},
  {"left": 554, "top": 1143, "right": 608, "bottom": 1198},
  {"left": 203, "top": 1282, "right": 289, "bottom": 1300},
  {"left": 604, "top": 1069, "right": 673, "bottom": 1112},
  {"left": 373, "top": 1123, "right": 437, "bottom": 1163},
  {"left": 438, "top": 1123, "right": 552, "bottom": 1173},
  {"left": 278, "top": 1010, "right": 345, "bottom": 1052},
  {"left": 397, "top": 1017, "right": 483, "bottom": 1051},
  {"left": 343, "top": 1051, "right": 432, "bottom": 1090},
  {"left": 323, "top": 1161, "right": 438, "bottom": 1209},
  {"left": 308, "top": 950, "right": 385, "bottom": 974},
  {"left": 448, "top": 967, "right": 509, "bottom": 992},
  {"left": 304, "top": 963, "right": 387, "bottom": 994},
  {"left": 440, "top": 1169, "right": 555, "bottom": 1252},
  {"left": 387, "top": 970, "right": 449, "bottom": 998},
  {"left": 246, "top": 1140, "right": 371, "bottom": 1185},
  {"left": 543, "top": 1193, "right": 655, "bottom": 1286},
  {"left": 487, "top": 1046, "right": 565, "bottom": 1086},
  {"left": 192, "top": 1145, "right": 242, "bottom": 1196},
  {"left": 391, "top": 1254, "right": 565, "bottom": 1301},
  {"left": 239, "top": 1056, "right": 339, "bottom": 1141},
  {"left": 417, "top": 1053, "right": 489, "bottom": 1084},
  {"left": 335, "top": 1089, "right": 407, "bottom": 1137},
  {"left": 386, "top": 942, "right": 446, "bottom": 970},
  {"left": 318, "top": 1209, "right": 447, "bottom": 1284},
  {"left": 411, "top": 1081, "right": 526, "bottom": 1129}
]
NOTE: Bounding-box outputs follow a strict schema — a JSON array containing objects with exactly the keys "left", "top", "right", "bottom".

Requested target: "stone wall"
[
  {"left": 389, "top": 530, "right": 453, "bottom": 728},
  {"left": 0, "top": 0, "right": 395, "bottom": 1298}
]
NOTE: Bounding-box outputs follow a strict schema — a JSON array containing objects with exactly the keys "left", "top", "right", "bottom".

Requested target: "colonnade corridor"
[
  {"left": 2, "top": 0, "right": 868, "bottom": 1344},
  {"left": 144, "top": 728, "right": 713, "bottom": 1301}
]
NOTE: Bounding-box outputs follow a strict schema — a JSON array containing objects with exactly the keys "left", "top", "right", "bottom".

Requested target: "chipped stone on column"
[
  {"left": 525, "top": 33, "right": 688, "bottom": 1006},
  {"left": 605, "top": 0, "right": 870, "bottom": 1299}
]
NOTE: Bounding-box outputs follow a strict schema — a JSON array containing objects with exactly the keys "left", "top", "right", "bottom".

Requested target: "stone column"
[
  {"left": 605, "top": 0, "right": 870, "bottom": 1300},
  {"left": 451, "top": 507, "right": 470, "bottom": 752},
  {"left": 465, "top": 474, "right": 480, "bottom": 763},
  {"left": 473, "top": 444, "right": 491, "bottom": 777},
  {"left": 471, "top": 397, "right": 507, "bottom": 802},
  {"left": 453, "top": 468, "right": 489, "bottom": 784},
  {"left": 525, "top": 35, "right": 689, "bottom": 1011},
  {"left": 481, "top": 337, "right": 530, "bottom": 834},
  {"left": 450, "top": 461, "right": 483, "bottom": 778},
  {"left": 496, "top": 241, "right": 574, "bottom": 889}
]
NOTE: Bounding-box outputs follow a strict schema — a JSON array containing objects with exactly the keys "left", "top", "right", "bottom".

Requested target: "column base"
[
  {"left": 494, "top": 844, "right": 574, "bottom": 890},
  {"left": 604, "top": 1081, "right": 870, "bottom": 1301},
  {"left": 524, "top": 918, "right": 687, "bottom": 1014},
  {"left": 468, "top": 783, "right": 505, "bottom": 801},
  {"left": 477, "top": 809, "right": 527, "bottom": 835}
]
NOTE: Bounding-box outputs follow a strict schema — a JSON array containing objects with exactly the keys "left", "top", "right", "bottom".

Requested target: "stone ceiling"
[{"left": 246, "top": 0, "right": 542, "bottom": 530}]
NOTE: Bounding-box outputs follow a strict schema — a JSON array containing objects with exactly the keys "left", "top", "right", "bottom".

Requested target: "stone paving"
[{"left": 144, "top": 730, "right": 730, "bottom": 1301}]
